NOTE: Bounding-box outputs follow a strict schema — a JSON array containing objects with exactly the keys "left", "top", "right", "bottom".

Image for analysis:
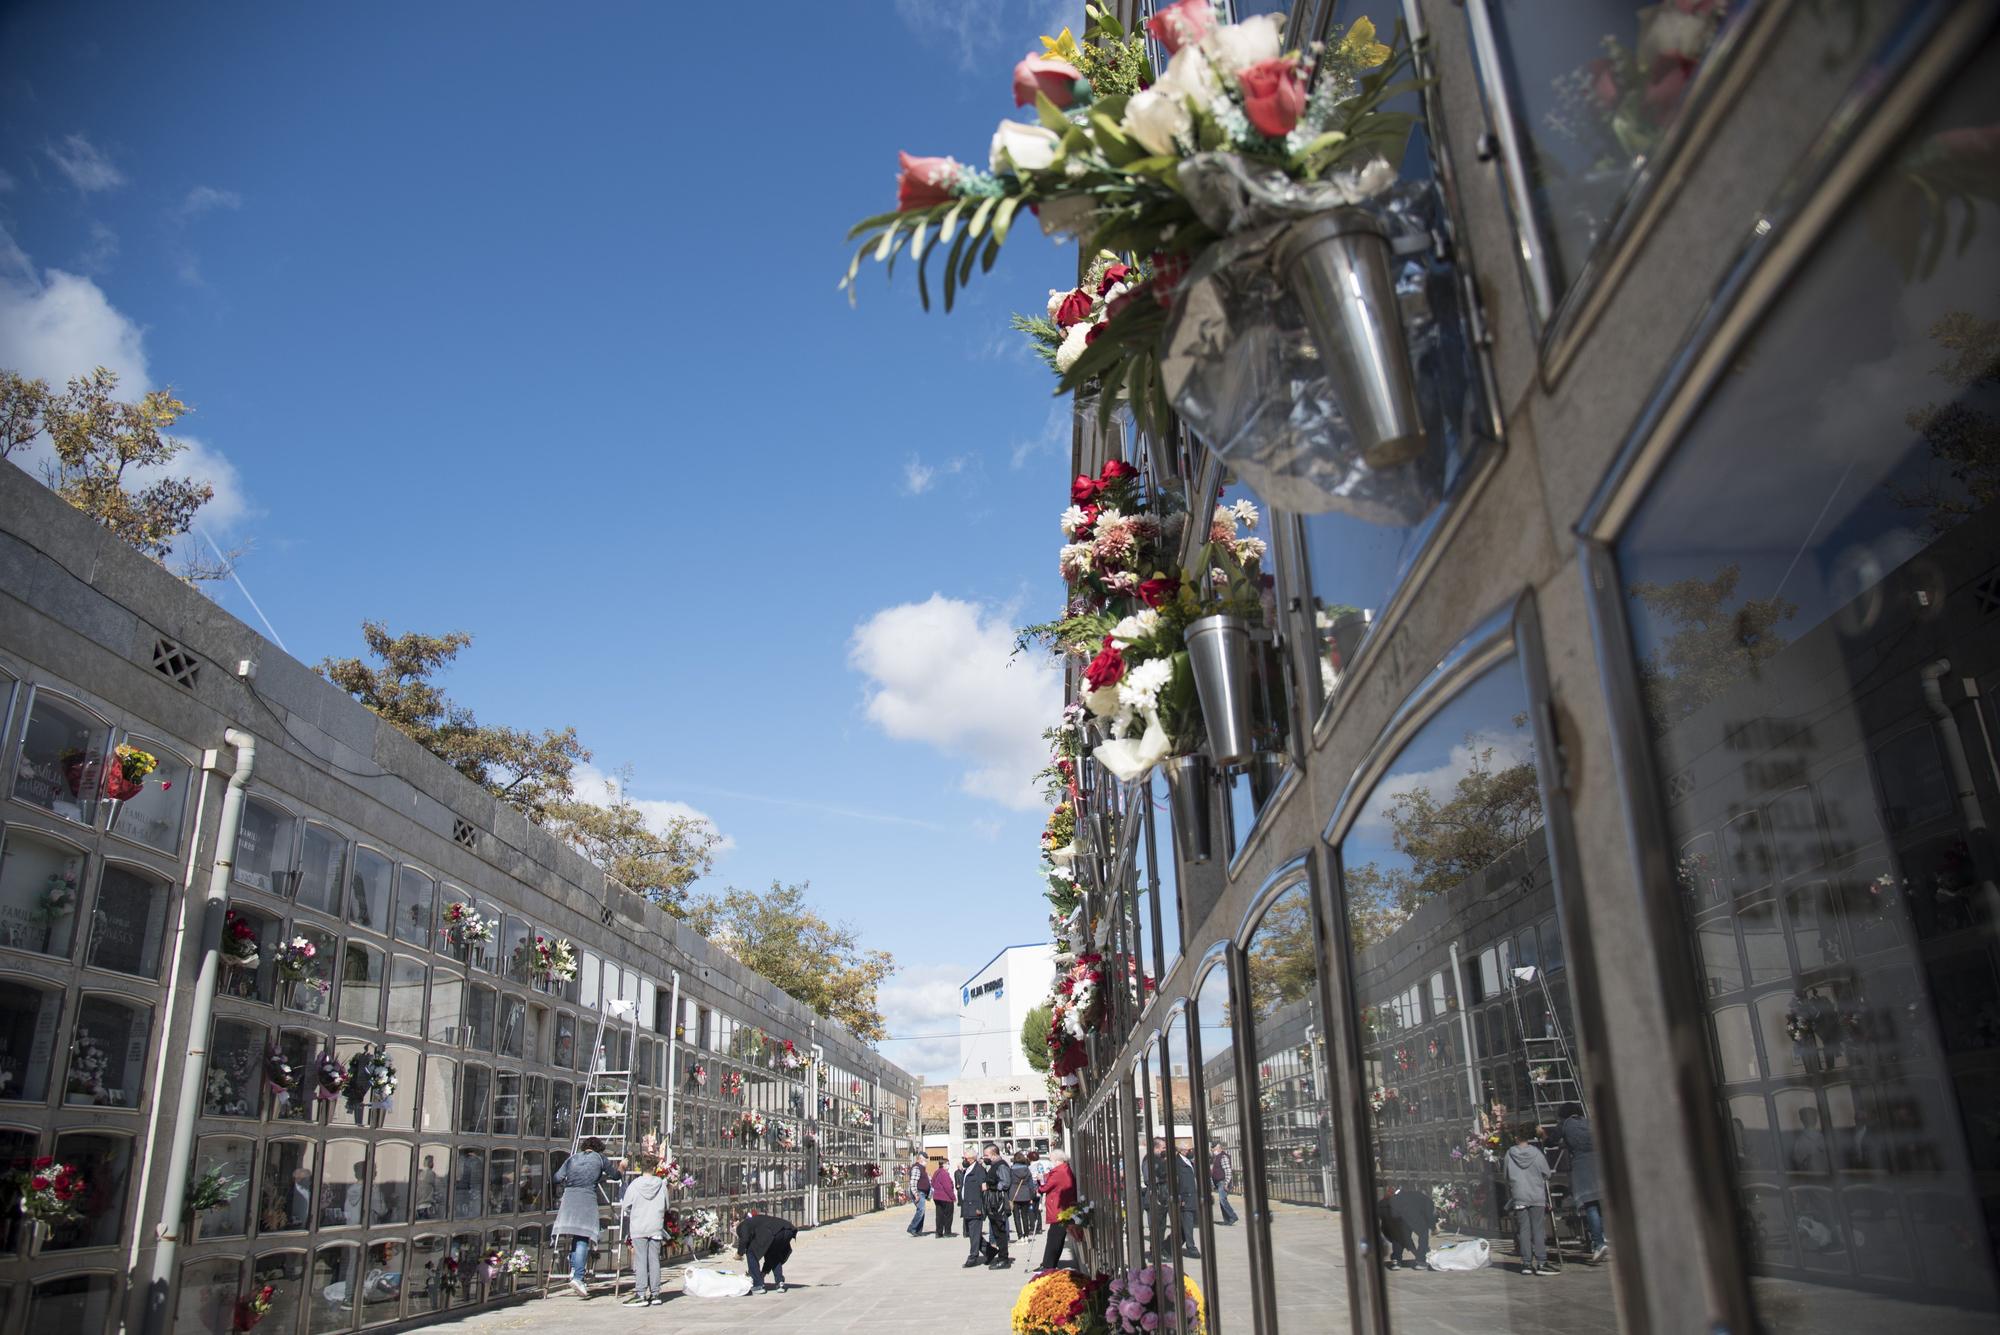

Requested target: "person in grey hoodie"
[
  {"left": 619, "top": 1159, "right": 670, "bottom": 1306},
  {"left": 1504, "top": 1126, "right": 1556, "bottom": 1276}
]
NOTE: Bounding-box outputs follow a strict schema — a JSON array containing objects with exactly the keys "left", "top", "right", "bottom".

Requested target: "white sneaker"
[
  {"left": 568, "top": 1277, "right": 589, "bottom": 1298},
  {"left": 1591, "top": 1245, "right": 1608, "bottom": 1263}
]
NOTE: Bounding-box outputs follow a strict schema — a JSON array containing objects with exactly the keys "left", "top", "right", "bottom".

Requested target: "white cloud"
[
  {"left": 176, "top": 185, "right": 242, "bottom": 220},
  {"left": 1010, "top": 400, "right": 1072, "bottom": 470},
  {"left": 78, "top": 221, "right": 118, "bottom": 273},
  {"left": 0, "top": 168, "right": 15, "bottom": 193},
  {"left": 850, "top": 594, "right": 1062, "bottom": 811},
  {"left": 0, "top": 226, "right": 251, "bottom": 535},
  {"left": 45, "top": 133, "right": 124, "bottom": 192},
  {"left": 895, "top": 0, "right": 1075, "bottom": 70},
  {"left": 902, "top": 455, "right": 935, "bottom": 495},
  {"left": 877, "top": 962, "right": 972, "bottom": 1082},
  {"left": 568, "top": 763, "right": 735, "bottom": 855},
  {"left": 1351, "top": 728, "right": 1535, "bottom": 843}
]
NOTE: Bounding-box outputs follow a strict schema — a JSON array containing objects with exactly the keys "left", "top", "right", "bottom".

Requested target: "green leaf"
[
  {"left": 980, "top": 229, "right": 1003, "bottom": 273},
  {"left": 968, "top": 195, "right": 999, "bottom": 239},
  {"left": 942, "top": 229, "right": 969, "bottom": 312},
  {"left": 961, "top": 229, "right": 985, "bottom": 285},
  {"left": 915, "top": 227, "right": 934, "bottom": 311},
  {"left": 1035, "top": 92, "right": 1071, "bottom": 134},
  {"left": 937, "top": 200, "right": 966, "bottom": 246},
  {"left": 846, "top": 209, "right": 909, "bottom": 242},
  {"left": 873, "top": 221, "right": 904, "bottom": 264},
  {"left": 992, "top": 195, "right": 1023, "bottom": 246}
]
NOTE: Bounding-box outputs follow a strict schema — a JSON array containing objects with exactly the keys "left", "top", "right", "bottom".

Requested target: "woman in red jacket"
[
  {"left": 930, "top": 1158, "right": 957, "bottom": 1237},
  {"left": 1035, "top": 1149, "right": 1077, "bottom": 1273}
]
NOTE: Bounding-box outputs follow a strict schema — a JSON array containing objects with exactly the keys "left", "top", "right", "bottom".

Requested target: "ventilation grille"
[
  {"left": 151, "top": 638, "right": 200, "bottom": 689},
  {"left": 1667, "top": 767, "right": 1696, "bottom": 805},
  {"left": 452, "top": 818, "right": 478, "bottom": 850},
  {"left": 1975, "top": 567, "right": 2000, "bottom": 618}
]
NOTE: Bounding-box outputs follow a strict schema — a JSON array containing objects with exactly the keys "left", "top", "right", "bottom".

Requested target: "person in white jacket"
[{"left": 619, "top": 1159, "right": 671, "bottom": 1306}]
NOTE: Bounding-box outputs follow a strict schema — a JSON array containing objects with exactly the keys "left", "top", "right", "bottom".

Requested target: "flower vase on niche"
[
  {"left": 1184, "top": 615, "right": 1255, "bottom": 767},
  {"left": 1164, "top": 755, "right": 1213, "bottom": 865}
]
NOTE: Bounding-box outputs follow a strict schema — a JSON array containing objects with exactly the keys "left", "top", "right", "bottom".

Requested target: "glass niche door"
[{"left": 1595, "top": 29, "right": 2000, "bottom": 1333}]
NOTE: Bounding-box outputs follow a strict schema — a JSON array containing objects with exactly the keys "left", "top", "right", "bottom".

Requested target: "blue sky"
[{"left": 0, "top": 0, "right": 1091, "bottom": 1080}]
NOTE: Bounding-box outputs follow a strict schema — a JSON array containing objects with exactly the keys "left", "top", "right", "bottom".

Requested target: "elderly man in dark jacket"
[
  {"left": 1376, "top": 1184, "right": 1435, "bottom": 1271},
  {"left": 735, "top": 1210, "right": 798, "bottom": 1294},
  {"left": 962, "top": 1143, "right": 1013, "bottom": 1269}
]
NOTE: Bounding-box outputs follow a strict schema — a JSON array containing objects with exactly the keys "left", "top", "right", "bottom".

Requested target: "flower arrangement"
[
  {"left": 596, "top": 1095, "right": 625, "bottom": 1119},
  {"left": 346, "top": 1047, "right": 398, "bottom": 1109},
  {"left": 67, "top": 1029, "right": 110, "bottom": 1103},
  {"left": 688, "top": 1063, "right": 708, "bottom": 1089},
  {"left": 275, "top": 937, "right": 328, "bottom": 993},
  {"left": 1105, "top": 1265, "right": 1206, "bottom": 1335},
  {"left": 11, "top": 1157, "right": 85, "bottom": 1224},
  {"left": 721, "top": 1070, "right": 743, "bottom": 1099},
  {"left": 777, "top": 1039, "right": 805, "bottom": 1071},
  {"left": 736, "top": 1110, "right": 767, "bottom": 1142},
  {"left": 441, "top": 901, "right": 492, "bottom": 949},
  {"left": 847, "top": 1106, "right": 873, "bottom": 1129},
  {"left": 1011, "top": 1268, "right": 1094, "bottom": 1335},
  {"left": 772, "top": 1121, "right": 797, "bottom": 1151},
  {"left": 1055, "top": 952, "right": 1156, "bottom": 1039},
  {"left": 514, "top": 934, "right": 579, "bottom": 984},
  {"left": 502, "top": 1247, "right": 536, "bottom": 1275},
  {"left": 232, "top": 1284, "right": 275, "bottom": 1332},
  {"left": 1784, "top": 994, "right": 1818, "bottom": 1044},
  {"left": 1016, "top": 252, "right": 1148, "bottom": 377},
  {"left": 851, "top": 1079, "right": 864, "bottom": 1096},
  {"left": 1863, "top": 873, "right": 1903, "bottom": 914},
  {"left": 864, "top": 1162, "right": 883, "bottom": 1180},
  {"left": 220, "top": 909, "right": 260, "bottom": 968},
  {"left": 189, "top": 1165, "right": 245, "bottom": 1214},
  {"left": 688, "top": 1208, "right": 720, "bottom": 1245},
  {"left": 313, "top": 1050, "right": 348, "bottom": 1102},
  {"left": 1058, "top": 1199, "right": 1096, "bottom": 1231},
  {"left": 819, "top": 1161, "right": 844, "bottom": 1183},
  {"left": 35, "top": 868, "right": 78, "bottom": 923},
  {"left": 846, "top": 4, "right": 1412, "bottom": 436},
  {"left": 1043, "top": 801, "right": 1078, "bottom": 866}
]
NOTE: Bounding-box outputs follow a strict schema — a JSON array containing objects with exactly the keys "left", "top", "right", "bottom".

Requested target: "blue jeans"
[
  {"left": 909, "top": 1197, "right": 926, "bottom": 1233},
  {"left": 1580, "top": 1200, "right": 1606, "bottom": 1251},
  {"left": 1216, "top": 1185, "right": 1239, "bottom": 1225},
  {"left": 569, "top": 1235, "right": 590, "bottom": 1284}
]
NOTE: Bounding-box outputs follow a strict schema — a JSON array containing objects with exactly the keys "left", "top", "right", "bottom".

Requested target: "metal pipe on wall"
[{"left": 141, "top": 727, "right": 257, "bottom": 1335}]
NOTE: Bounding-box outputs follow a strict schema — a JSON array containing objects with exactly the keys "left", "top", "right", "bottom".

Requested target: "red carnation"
[
  {"left": 32, "top": 1157, "right": 51, "bottom": 1169},
  {"left": 1071, "top": 474, "right": 1104, "bottom": 504},
  {"left": 1083, "top": 637, "right": 1127, "bottom": 690},
  {"left": 1073, "top": 502, "right": 1101, "bottom": 536},
  {"left": 1085, "top": 322, "right": 1106, "bottom": 345},
  {"left": 1054, "top": 289, "right": 1094, "bottom": 328},
  {"left": 1137, "top": 575, "right": 1180, "bottom": 607},
  {"left": 30, "top": 1176, "right": 49, "bottom": 1191},
  {"left": 1097, "top": 262, "right": 1133, "bottom": 294}
]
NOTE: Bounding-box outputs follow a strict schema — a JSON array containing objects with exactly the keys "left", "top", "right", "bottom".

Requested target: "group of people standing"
[{"left": 901, "top": 1145, "right": 1077, "bottom": 1274}]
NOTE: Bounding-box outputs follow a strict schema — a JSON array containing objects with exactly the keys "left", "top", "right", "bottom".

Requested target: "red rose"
[
  {"left": 1099, "top": 459, "right": 1138, "bottom": 482},
  {"left": 1073, "top": 502, "right": 1101, "bottom": 536},
  {"left": 30, "top": 1176, "right": 48, "bottom": 1191},
  {"left": 1145, "top": 0, "right": 1215, "bottom": 54},
  {"left": 1054, "top": 288, "right": 1094, "bottom": 328},
  {"left": 1239, "top": 58, "right": 1308, "bottom": 138},
  {"left": 1071, "top": 474, "right": 1104, "bottom": 504},
  {"left": 1105, "top": 283, "right": 1145, "bottom": 321},
  {"left": 1083, "top": 636, "right": 1127, "bottom": 690},
  {"left": 1137, "top": 575, "right": 1179, "bottom": 607},
  {"left": 1013, "top": 55, "right": 1082, "bottom": 108},
  {"left": 1643, "top": 54, "right": 1696, "bottom": 123},
  {"left": 1085, "top": 322, "right": 1106, "bottom": 345},
  {"left": 895, "top": 152, "right": 961, "bottom": 211},
  {"left": 32, "top": 1157, "right": 51, "bottom": 1169},
  {"left": 1097, "top": 262, "right": 1133, "bottom": 294}
]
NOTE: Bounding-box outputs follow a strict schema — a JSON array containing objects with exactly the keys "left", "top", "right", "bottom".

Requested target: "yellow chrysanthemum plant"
[
  {"left": 844, "top": 1, "right": 1417, "bottom": 436},
  {"left": 1013, "top": 1264, "right": 1208, "bottom": 1335}
]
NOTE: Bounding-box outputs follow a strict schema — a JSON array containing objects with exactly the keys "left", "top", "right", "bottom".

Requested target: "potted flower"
[
  {"left": 10, "top": 1157, "right": 85, "bottom": 1256},
  {"left": 186, "top": 1165, "right": 244, "bottom": 1243}
]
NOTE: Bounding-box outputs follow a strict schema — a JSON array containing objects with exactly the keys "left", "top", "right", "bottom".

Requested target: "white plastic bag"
[
  {"left": 1427, "top": 1238, "right": 1491, "bottom": 1272},
  {"left": 681, "top": 1267, "right": 753, "bottom": 1298}
]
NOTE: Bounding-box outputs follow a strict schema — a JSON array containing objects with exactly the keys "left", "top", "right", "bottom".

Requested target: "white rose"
[
  {"left": 1640, "top": 8, "right": 1713, "bottom": 64},
  {"left": 1122, "top": 87, "right": 1192, "bottom": 156},
  {"left": 1047, "top": 288, "right": 1071, "bottom": 319},
  {"left": 1054, "top": 320, "right": 1094, "bottom": 372},
  {"left": 1153, "top": 42, "right": 1219, "bottom": 111},
  {"left": 1201, "top": 14, "right": 1284, "bottom": 75},
  {"left": 1060, "top": 504, "right": 1089, "bottom": 537},
  {"left": 990, "top": 119, "right": 1061, "bottom": 174},
  {"left": 1082, "top": 683, "right": 1123, "bottom": 718}
]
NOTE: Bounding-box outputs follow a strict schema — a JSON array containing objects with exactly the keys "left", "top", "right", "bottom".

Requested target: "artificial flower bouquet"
[
  {"left": 346, "top": 1047, "right": 398, "bottom": 1109},
  {"left": 441, "top": 901, "right": 492, "bottom": 949},
  {"left": 264, "top": 1043, "right": 303, "bottom": 1111},
  {"left": 736, "top": 1110, "right": 767, "bottom": 1142},
  {"left": 502, "top": 1247, "right": 536, "bottom": 1275},
  {"left": 35, "top": 868, "right": 77, "bottom": 923},
  {"left": 777, "top": 1038, "right": 805, "bottom": 1071},
  {"left": 189, "top": 1165, "right": 245, "bottom": 1214},
  {"left": 847, "top": 2, "right": 1414, "bottom": 437},
  {"left": 313, "top": 1050, "right": 348, "bottom": 1102},
  {"left": 720, "top": 1070, "right": 743, "bottom": 1099},
  {"left": 233, "top": 1284, "right": 276, "bottom": 1332},
  {"left": 108, "top": 743, "right": 157, "bottom": 800},
  {"left": 516, "top": 934, "right": 578, "bottom": 985},
  {"left": 275, "top": 937, "right": 328, "bottom": 993},
  {"left": 220, "top": 909, "right": 261, "bottom": 968}
]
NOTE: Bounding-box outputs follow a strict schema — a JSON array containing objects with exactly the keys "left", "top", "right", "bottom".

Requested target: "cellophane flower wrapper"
[{"left": 1160, "top": 173, "right": 1481, "bottom": 525}]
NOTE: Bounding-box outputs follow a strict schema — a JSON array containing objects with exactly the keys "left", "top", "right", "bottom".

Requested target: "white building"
[
  {"left": 950, "top": 1074, "right": 1056, "bottom": 1158},
  {"left": 958, "top": 941, "right": 1056, "bottom": 1080}
]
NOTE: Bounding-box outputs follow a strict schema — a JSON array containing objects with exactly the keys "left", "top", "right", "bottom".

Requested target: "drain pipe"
[
  {"left": 662, "top": 969, "right": 682, "bottom": 1153},
  {"left": 1922, "top": 661, "right": 2000, "bottom": 919},
  {"left": 142, "top": 727, "right": 256, "bottom": 1335}
]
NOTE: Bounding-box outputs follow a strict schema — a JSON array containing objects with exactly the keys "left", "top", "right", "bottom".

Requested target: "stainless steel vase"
[
  {"left": 1164, "top": 754, "right": 1213, "bottom": 865},
  {"left": 1185, "top": 614, "right": 1256, "bottom": 767},
  {"left": 1278, "top": 208, "right": 1426, "bottom": 470}
]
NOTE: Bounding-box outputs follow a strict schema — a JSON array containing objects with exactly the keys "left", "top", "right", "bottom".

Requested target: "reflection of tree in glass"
[
  {"left": 1247, "top": 893, "right": 1317, "bottom": 1019},
  {"left": 1629, "top": 565, "right": 1795, "bottom": 730},
  {"left": 1345, "top": 740, "right": 1543, "bottom": 951},
  {"left": 1894, "top": 307, "right": 2000, "bottom": 536}
]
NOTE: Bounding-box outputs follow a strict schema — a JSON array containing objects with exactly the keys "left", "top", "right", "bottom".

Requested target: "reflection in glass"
[
  {"left": 1611, "top": 42, "right": 2000, "bottom": 1329},
  {"left": 192, "top": 1135, "right": 254, "bottom": 1237},
  {"left": 48, "top": 1130, "right": 133, "bottom": 1249},
  {"left": 415, "top": 1146, "right": 449, "bottom": 1223},
  {"left": 283, "top": 924, "right": 336, "bottom": 1016},
  {"left": 260, "top": 1140, "right": 316, "bottom": 1233},
  {"left": 11, "top": 693, "right": 107, "bottom": 824},
  {"left": 387, "top": 956, "right": 426, "bottom": 1036},
  {"left": 174, "top": 1255, "right": 241, "bottom": 1335},
  {"left": 309, "top": 1242, "right": 359, "bottom": 1333},
  {"left": 338, "top": 941, "right": 383, "bottom": 1027},
  {"left": 296, "top": 823, "right": 344, "bottom": 915},
  {"left": 0, "top": 979, "right": 62, "bottom": 1102},
  {"left": 64, "top": 993, "right": 149, "bottom": 1107},
  {"left": 348, "top": 846, "right": 391, "bottom": 935},
  {"left": 0, "top": 828, "right": 85, "bottom": 957},
  {"left": 1478, "top": 0, "right": 1745, "bottom": 312},
  {"left": 322, "top": 1139, "right": 370, "bottom": 1227},
  {"left": 1246, "top": 882, "right": 1344, "bottom": 1329},
  {"left": 87, "top": 862, "right": 170, "bottom": 977},
  {"left": 408, "top": 1235, "right": 448, "bottom": 1314},
  {"left": 362, "top": 1239, "right": 404, "bottom": 1322},
  {"left": 28, "top": 1274, "right": 119, "bottom": 1327},
  {"left": 395, "top": 866, "right": 434, "bottom": 949},
  {"left": 202, "top": 1017, "right": 265, "bottom": 1119},
  {"left": 233, "top": 798, "right": 294, "bottom": 895}
]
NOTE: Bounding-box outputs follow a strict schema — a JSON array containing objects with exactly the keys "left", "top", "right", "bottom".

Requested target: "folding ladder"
[
  {"left": 546, "top": 996, "right": 640, "bottom": 1297},
  {"left": 1509, "top": 966, "right": 1581, "bottom": 1268}
]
